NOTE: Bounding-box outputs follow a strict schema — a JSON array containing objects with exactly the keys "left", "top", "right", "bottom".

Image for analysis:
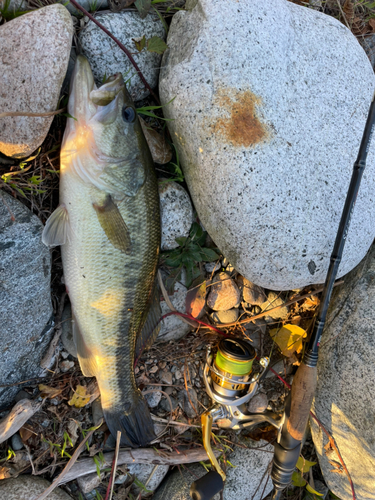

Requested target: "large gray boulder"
[
  {"left": 0, "top": 193, "right": 53, "bottom": 406},
  {"left": 159, "top": 0, "right": 375, "bottom": 290},
  {"left": 0, "top": 4, "right": 73, "bottom": 158},
  {"left": 310, "top": 244, "right": 375, "bottom": 500}
]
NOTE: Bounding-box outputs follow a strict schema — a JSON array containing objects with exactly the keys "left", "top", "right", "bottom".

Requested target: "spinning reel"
[{"left": 190, "top": 337, "right": 283, "bottom": 500}]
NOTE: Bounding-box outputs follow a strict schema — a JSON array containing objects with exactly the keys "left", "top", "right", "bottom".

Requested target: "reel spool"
[{"left": 210, "top": 338, "right": 256, "bottom": 400}]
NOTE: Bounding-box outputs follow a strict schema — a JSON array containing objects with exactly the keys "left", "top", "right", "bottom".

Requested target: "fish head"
[{"left": 62, "top": 56, "right": 149, "bottom": 196}]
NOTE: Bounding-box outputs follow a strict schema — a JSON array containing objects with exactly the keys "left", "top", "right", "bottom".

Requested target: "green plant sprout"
[{"left": 162, "top": 222, "right": 220, "bottom": 287}]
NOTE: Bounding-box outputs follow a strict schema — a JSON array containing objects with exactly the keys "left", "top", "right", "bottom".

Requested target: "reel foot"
[{"left": 190, "top": 471, "right": 224, "bottom": 500}]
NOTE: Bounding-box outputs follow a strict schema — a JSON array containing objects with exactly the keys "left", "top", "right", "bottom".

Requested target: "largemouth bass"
[{"left": 42, "top": 56, "right": 160, "bottom": 447}]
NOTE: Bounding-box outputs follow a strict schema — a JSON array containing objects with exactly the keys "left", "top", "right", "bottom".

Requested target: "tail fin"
[{"left": 103, "top": 395, "right": 156, "bottom": 448}]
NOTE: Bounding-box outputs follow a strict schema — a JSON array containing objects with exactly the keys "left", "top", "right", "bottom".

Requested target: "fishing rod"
[{"left": 189, "top": 90, "right": 375, "bottom": 500}]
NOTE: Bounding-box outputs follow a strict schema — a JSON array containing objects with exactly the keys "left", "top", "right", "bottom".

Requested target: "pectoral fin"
[
  {"left": 42, "top": 204, "right": 69, "bottom": 247},
  {"left": 93, "top": 195, "right": 131, "bottom": 254}
]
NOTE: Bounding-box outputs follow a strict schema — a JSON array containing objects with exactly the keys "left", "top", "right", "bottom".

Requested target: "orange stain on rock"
[{"left": 211, "top": 88, "right": 268, "bottom": 148}]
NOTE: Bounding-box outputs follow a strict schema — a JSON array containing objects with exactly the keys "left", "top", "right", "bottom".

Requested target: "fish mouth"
[{"left": 68, "top": 56, "right": 125, "bottom": 122}]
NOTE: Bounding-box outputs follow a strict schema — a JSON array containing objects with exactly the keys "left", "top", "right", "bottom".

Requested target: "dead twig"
[
  {"left": 0, "top": 399, "right": 42, "bottom": 444},
  {"left": 58, "top": 447, "right": 221, "bottom": 484},
  {"left": 0, "top": 108, "right": 66, "bottom": 119},
  {"left": 105, "top": 431, "right": 121, "bottom": 500}
]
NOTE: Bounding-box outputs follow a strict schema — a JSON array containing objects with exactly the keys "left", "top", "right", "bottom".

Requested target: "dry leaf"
[
  {"left": 67, "top": 420, "right": 79, "bottom": 446},
  {"left": 139, "top": 117, "right": 172, "bottom": 164},
  {"left": 68, "top": 385, "right": 91, "bottom": 408},
  {"left": 301, "top": 295, "right": 319, "bottom": 311},
  {"left": 269, "top": 324, "right": 307, "bottom": 357},
  {"left": 186, "top": 281, "right": 207, "bottom": 319},
  {"left": 19, "top": 424, "right": 35, "bottom": 443},
  {"left": 38, "top": 384, "right": 63, "bottom": 399},
  {"left": 0, "top": 466, "right": 13, "bottom": 479}
]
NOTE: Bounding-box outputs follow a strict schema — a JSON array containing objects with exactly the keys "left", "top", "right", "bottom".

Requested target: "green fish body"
[{"left": 43, "top": 56, "right": 160, "bottom": 447}]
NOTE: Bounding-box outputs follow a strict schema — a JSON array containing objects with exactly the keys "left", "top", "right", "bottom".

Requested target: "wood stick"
[
  {"left": 0, "top": 108, "right": 65, "bottom": 119},
  {"left": 0, "top": 399, "right": 41, "bottom": 444},
  {"left": 58, "top": 447, "right": 221, "bottom": 485}
]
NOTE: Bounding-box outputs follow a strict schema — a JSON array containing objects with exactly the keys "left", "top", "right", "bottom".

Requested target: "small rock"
[
  {"left": 0, "top": 476, "right": 73, "bottom": 499},
  {"left": 124, "top": 463, "right": 169, "bottom": 495},
  {"left": 266, "top": 359, "right": 289, "bottom": 379},
  {"left": 65, "top": 0, "right": 108, "bottom": 16},
  {"left": 261, "top": 292, "right": 289, "bottom": 322},
  {"left": 144, "top": 387, "right": 162, "bottom": 408},
  {"left": 206, "top": 272, "right": 241, "bottom": 311},
  {"left": 60, "top": 360, "right": 75, "bottom": 373},
  {"left": 11, "top": 434, "right": 24, "bottom": 451},
  {"left": 159, "top": 181, "right": 194, "bottom": 251},
  {"left": 79, "top": 11, "right": 165, "bottom": 101},
  {"left": 0, "top": 5, "right": 73, "bottom": 158},
  {"left": 174, "top": 369, "right": 182, "bottom": 380},
  {"left": 61, "top": 302, "right": 77, "bottom": 358},
  {"left": 77, "top": 472, "right": 104, "bottom": 494},
  {"left": 60, "top": 351, "right": 69, "bottom": 359},
  {"left": 149, "top": 365, "right": 159, "bottom": 374},
  {"left": 164, "top": 386, "right": 174, "bottom": 396},
  {"left": 158, "top": 279, "right": 192, "bottom": 342},
  {"left": 14, "top": 390, "right": 32, "bottom": 402},
  {"left": 237, "top": 276, "right": 267, "bottom": 306},
  {"left": 247, "top": 393, "right": 268, "bottom": 413},
  {"left": 210, "top": 308, "right": 239, "bottom": 324},
  {"left": 159, "top": 361, "right": 167, "bottom": 369},
  {"left": 159, "top": 371, "right": 173, "bottom": 385},
  {"left": 205, "top": 261, "right": 221, "bottom": 274},
  {"left": 178, "top": 388, "right": 198, "bottom": 418},
  {"left": 136, "top": 372, "right": 150, "bottom": 386},
  {"left": 160, "top": 396, "right": 178, "bottom": 412}
]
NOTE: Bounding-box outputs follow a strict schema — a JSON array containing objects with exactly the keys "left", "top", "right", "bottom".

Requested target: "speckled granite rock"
[
  {"left": 0, "top": 192, "right": 53, "bottom": 406},
  {"left": 159, "top": 0, "right": 375, "bottom": 290},
  {"left": 0, "top": 4, "right": 73, "bottom": 158},
  {"left": 0, "top": 476, "right": 73, "bottom": 499},
  {"left": 238, "top": 276, "right": 267, "bottom": 306},
  {"left": 206, "top": 272, "right": 240, "bottom": 311},
  {"left": 310, "top": 244, "right": 375, "bottom": 500},
  {"left": 260, "top": 292, "right": 289, "bottom": 322},
  {"left": 79, "top": 11, "right": 165, "bottom": 101},
  {"left": 153, "top": 438, "right": 273, "bottom": 500},
  {"left": 159, "top": 181, "right": 194, "bottom": 250}
]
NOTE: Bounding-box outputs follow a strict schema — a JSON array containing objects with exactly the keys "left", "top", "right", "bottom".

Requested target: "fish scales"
[{"left": 42, "top": 56, "right": 160, "bottom": 447}]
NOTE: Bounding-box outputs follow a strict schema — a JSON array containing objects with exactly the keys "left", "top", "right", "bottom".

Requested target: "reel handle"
[
  {"left": 190, "top": 471, "right": 224, "bottom": 500},
  {"left": 201, "top": 410, "right": 226, "bottom": 481}
]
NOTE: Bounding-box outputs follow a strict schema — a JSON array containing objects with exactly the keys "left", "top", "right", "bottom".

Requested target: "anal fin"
[{"left": 72, "top": 311, "right": 98, "bottom": 377}]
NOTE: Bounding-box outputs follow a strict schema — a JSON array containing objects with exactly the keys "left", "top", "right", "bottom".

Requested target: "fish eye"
[{"left": 122, "top": 106, "right": 136, "bottom": 123}]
